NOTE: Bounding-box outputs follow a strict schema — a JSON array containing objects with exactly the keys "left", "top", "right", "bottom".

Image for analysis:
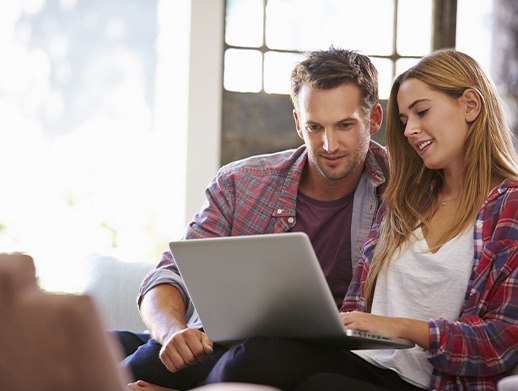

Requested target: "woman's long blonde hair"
[{"left": 364, "top": 49, "right": 518, "bottom": 310}]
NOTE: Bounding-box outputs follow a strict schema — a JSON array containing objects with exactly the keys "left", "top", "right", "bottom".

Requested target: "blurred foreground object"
[{"left": 0, "top": 252, "right": 129, "bottom": 391}]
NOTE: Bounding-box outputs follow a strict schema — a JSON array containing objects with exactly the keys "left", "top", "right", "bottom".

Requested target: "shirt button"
[
  {"left": 288, "top": 217, "right": 294, "bottom": 224},
  {"left": 476, "top": 221, "right": 483, "bottom": 229},
  {"left": 277, "top": 208, "right": 283, "bottom": 214}
]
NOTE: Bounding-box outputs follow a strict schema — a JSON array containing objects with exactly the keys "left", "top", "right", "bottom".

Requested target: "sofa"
[
  {"left": 83, "top": 253, "right": 155, "bottom": 333},
  {"left": 83, "top": 254, "right": 518, "bottom": 390}
]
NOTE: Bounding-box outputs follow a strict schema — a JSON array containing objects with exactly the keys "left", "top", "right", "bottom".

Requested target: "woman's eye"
[{"left": 417, "top": 109, "right": 429, "bottom": 117}]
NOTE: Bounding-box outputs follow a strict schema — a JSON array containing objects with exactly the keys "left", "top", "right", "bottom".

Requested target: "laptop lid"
[{"left": 170, "top": 232, "right": 414, "bottom": 349}]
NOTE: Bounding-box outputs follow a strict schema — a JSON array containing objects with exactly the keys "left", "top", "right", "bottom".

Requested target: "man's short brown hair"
[{"left": 290, "top": 47, "right": 379, "bottom": 113}]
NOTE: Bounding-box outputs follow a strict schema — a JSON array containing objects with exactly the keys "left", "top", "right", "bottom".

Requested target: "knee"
[
  {"left": 121, "top": 338, "right": 164, "bottom": 381},
  {"left": 112, "top": 331, "right": 151, "bottom": 358},
  {"left": 207, "top": 337, "right": 300, "bottom": 384},
  {"left": 219, "top": 338, "right": 274, "bottom": 378}
]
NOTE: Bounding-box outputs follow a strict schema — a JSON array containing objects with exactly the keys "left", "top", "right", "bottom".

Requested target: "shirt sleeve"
[
  {"left": 426, "top": 186, "right": 518, "bottom": 377},
  {"left": 137, "top": 168, "right": 236, "bottom": 325},
  {"left": 340, "top": 203, "right": 386, "bottom": 313},
  {"left": 427, "top": 239, "right": 518, "bottom": 376}
]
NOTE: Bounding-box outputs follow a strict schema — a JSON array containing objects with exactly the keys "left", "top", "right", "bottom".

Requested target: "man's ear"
[
  {"left": 369, "top": 103, "right": 383, "bottom": 135},
  {"left": 293, "top": 110, "right": 304, "bottom": 139},
  {"left": 461, "top": 88, "right": 482, "bottom": 123}
]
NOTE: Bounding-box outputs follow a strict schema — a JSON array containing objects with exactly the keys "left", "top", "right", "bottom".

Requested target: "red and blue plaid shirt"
[
  {"left": 139, "top": 141, "right": 389, "bottom": 325},
  {"left": 341, "top": 179, "right": 518, "bottom": 390}
]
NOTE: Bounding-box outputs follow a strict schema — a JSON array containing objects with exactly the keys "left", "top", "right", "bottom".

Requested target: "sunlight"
[{"left": 0, "top": 0, "right": 183, "bottom": 292}]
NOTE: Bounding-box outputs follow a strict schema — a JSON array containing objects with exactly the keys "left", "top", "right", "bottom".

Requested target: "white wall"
[
  {"left": 185, "top": 0, "right": 224, "bottom": 224},
  {"left": 160, "top": 0, "right": 224, "bottom": 231}
]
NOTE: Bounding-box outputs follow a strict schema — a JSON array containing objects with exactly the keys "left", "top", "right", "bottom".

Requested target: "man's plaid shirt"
[
  {"left": 341, "top": 179, "right": 518, "bottom": 390},
  {"left": 139, "top": 141, "right": 389, "bottom": 325}
]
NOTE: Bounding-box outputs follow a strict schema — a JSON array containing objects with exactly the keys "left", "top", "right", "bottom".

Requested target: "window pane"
[
  {"left": 225, "top": 0, "right": 264, "bottom": 47},
  {"left": 397, "top": 0, "right": 432, "bottom": 55},
  {"left": 456, "top": 0, "right": 494, "bottom": 75},
  {"left": 395, "top": 58, "right": 420, "bottom": 77},
  {"left": 224, "top": 49, "right": 262, "bottom": 92},
  {"left": 370, "top": 57, "right": 393, "bottom": 100},
  {"left": 0, "top": 0, "right": 184, "bottom": 292},
  {"left": 266, "top": 0, "right": 394, "bottom": 55},
  {"left": 264, "top": 51, "right": 305, "bottom": 94}
]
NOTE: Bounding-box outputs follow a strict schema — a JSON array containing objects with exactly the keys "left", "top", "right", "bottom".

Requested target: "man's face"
[{"left": 294, "top": 83, "right": 381, "bottom": 182}]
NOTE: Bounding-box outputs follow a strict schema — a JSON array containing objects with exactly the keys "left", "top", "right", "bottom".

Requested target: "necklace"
[{"left": 440, "top": 195, "right": 458, "bottom": 207}]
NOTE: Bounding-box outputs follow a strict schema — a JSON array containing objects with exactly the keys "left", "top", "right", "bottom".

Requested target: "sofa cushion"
[{"left": 84, "top": 254, "right": 155, "bottom": 332}]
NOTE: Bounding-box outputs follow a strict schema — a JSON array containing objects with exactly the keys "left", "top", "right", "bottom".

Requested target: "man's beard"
[{"left": 313, "top": 152, "right": 363, "bottom": 181}]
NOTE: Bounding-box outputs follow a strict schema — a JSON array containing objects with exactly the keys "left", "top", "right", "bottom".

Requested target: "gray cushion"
[
  {"left": 84, "top": 254, "right": 155, "bottom": 332},
  {"left": 499, "top": 375, "right": 518, "bottom": 391}
]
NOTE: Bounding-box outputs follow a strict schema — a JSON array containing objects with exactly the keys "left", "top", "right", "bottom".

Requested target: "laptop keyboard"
[{"left": 357, "top": 331, "right": 391, "bottom": 341}]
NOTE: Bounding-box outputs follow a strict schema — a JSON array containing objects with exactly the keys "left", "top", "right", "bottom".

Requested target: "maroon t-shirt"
[{"left": 290, "top": 190, "right": 354, "bottom": 307}]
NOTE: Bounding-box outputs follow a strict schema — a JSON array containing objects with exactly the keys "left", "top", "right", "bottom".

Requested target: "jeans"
[
  {"left": 205, "top": 337, "right": 425, "bottom": 391},
  {"left": 114, "top": 331, "right": 228, "bottom": 390}
]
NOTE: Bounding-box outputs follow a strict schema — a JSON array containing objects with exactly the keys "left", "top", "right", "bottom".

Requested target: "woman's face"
[{"left": 397, "top": 78, "right": 469, "bottom": 174}]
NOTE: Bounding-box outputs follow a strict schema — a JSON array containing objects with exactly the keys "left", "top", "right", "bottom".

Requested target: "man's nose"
[{"left": 323, "top": 129, "right": 339, "bottom": 153}]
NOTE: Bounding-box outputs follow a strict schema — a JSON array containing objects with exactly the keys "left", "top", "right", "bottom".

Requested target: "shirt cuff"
[
  {"left": 138, "top": 268, "right": 199, "bottom": 326},
  {"left": 428, "top": 318, "right": 443, "bottom": 353}
]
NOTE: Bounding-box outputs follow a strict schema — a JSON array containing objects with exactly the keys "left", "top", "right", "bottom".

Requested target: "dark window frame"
[{"left": 223, "top": 0, "right": 458, "bottom": 96}]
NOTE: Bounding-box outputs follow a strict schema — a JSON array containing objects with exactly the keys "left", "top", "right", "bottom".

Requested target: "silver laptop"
[{"left": 170, "top": 232, "right": 414, "bottom": 350}]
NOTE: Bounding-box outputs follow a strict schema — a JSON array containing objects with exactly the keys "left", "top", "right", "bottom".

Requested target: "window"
[
  {"left": 224, "top": 0, "right": 434, "bottom": 99},
  {"left": 456, "top": 0, "right": 495, "bottom": 74},
  {"left": 0, "top": 0, "right": 186, "bottom": 292}
]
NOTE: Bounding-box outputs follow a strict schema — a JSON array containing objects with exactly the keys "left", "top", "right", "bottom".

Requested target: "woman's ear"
[{"left": 461, "top": 88, "right": 482, "bottom": 123}]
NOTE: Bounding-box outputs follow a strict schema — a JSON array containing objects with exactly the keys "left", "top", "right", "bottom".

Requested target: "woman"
[
  {"left": 188, "top": 49, "right": 517, "bottom": 391},
  {"left": 337, "top": 48, "right": 518, "bottom": 390}
]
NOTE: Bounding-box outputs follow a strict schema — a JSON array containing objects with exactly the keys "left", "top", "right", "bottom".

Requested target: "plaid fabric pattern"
[
  {"left": 138, "top": 141, "right": 389, "bottom": 307},
  {"left": 341, "top": 179, "right": 518, "bottom": 390}
]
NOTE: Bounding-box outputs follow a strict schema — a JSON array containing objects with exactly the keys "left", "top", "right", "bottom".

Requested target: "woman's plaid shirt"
[{"left": 341, "top": 179, "right": 518, "bottom": 390}]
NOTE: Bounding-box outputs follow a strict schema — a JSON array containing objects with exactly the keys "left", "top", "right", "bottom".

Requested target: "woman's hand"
[
  {"left": 340, "top": 311, "right": 430, "bottom": 349},
  {"left": 340, "top": 311, "right": 405, "bottom": 338}
]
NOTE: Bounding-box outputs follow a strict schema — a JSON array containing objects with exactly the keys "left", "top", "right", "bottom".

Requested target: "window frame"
[{"left": 223, "top": 0, "right": 458, "bottom": 96}]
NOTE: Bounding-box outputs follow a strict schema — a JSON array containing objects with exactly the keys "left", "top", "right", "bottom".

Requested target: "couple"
[{"left": 117, "top": 48, "right": 518, "bottom": 391}]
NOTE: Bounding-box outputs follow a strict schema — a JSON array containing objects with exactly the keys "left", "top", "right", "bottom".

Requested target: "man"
[{"left": 120, "top": 47, "right": 388, "bottom": 391}]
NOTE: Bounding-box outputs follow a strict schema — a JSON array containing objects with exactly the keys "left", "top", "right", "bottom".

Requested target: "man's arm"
[
  {"left": 140, "top": 284, "right": 189, "bottom": 345},
  {"left": 140, "top": 284, "right": 213, "bottom": 373},
  {"left": 137, "top": 169, "right": 235, "bottom": 373}
]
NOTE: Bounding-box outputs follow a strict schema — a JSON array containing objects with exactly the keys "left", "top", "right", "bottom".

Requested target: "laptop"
[{"left": 170, "top": 232, "right": 414, "bottom": 350}]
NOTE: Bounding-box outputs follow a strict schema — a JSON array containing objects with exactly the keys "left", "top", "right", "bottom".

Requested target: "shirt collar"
[{"left": 274, "top": 141, "right": 388, "bottom": 217}]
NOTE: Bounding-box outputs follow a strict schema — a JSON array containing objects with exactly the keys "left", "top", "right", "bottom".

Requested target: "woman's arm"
[
  {"left": 340, "top": 312, "right": 430, "bottom": 349},
  {"left": 427, "top": 241, "right": 518, "bottom": 376},
  {"left": 341, "top": 240, "right": 518, "bottom": 377}
]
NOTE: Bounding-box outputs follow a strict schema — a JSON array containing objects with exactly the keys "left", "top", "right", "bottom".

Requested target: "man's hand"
[
  {"left": 159, "top": 328, "right": 214, "bottom": 373},
  {"left": 340, "top": 311, "right": 430, "bottom": 349},
  {"left": 140, "top": 285, "right": 216, "bottom": 372}
]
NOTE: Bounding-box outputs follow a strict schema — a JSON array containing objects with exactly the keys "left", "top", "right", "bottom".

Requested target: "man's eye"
[
  {"left": 306, "top": 124, "right": 322, "bottom": 131},
  {"left": 339, "top": 122, "right": 353, "bottom": 129}
]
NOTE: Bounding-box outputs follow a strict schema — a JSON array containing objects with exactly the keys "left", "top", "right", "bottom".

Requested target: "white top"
[{"left": 354, "top": 226, "right": 474, "bottom": 388}]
